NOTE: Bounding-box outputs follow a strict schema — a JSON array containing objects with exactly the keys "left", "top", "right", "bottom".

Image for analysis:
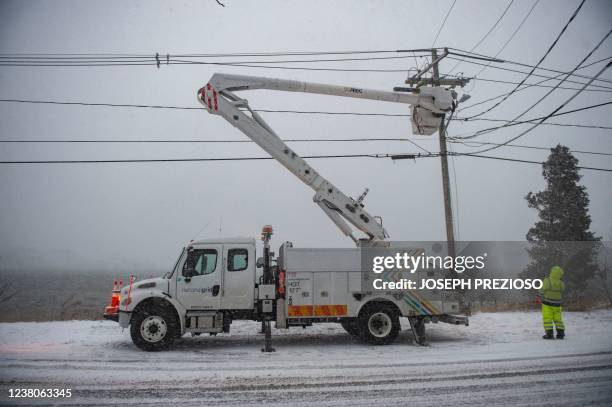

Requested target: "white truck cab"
[{"left": 175, "top": 238, "right": 256, "bottom": 311}]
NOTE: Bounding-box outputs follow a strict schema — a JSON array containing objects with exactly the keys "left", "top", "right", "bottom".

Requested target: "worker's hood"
[{"left": 549, "top": 266, "right": 564, "bottom": 280}]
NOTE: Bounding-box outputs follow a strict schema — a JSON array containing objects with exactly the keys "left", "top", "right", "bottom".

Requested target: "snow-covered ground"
[{"left": 1, "top": 311, "right": 611, "bottom": 406}]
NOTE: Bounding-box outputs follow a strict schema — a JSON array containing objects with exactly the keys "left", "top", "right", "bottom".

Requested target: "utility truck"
[{"left": 103, "top": 72, "right": 469, "bottom": 351}]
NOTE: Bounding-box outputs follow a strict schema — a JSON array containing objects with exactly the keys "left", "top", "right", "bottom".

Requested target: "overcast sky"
[{"left": 0, "top": 0, "right": 611, "bottom": 273}]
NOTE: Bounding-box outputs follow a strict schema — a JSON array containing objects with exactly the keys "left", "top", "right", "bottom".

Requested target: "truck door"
[
  {"left": 176, "top": 245, "right": 222, "bottom": 310},
  {"left": 221, "top": 244, "right": 255, "bottom": 309}
]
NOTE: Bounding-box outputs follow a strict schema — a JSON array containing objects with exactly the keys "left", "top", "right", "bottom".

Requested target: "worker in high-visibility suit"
[{"left": 538, "top": 265, "right": 565, "bottom": 339}]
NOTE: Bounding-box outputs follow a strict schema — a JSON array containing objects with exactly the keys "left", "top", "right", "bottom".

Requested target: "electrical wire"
[
  {"left": 450, "top": 152, "right": 612, "bottom": 172},
  {"left": 0, "top": 48, "right": 435, "bottom": 59},
  {"left": 452, "top": 100, "right": 612, "bottom": 140},
  {"left": 0, "top": 61, "right": 415, "bottom": 72},
  {"left": 2, "top": 149, "right": 610, "bottom": 172},
  {"left": 0, "top": 153, "right": 425, "bottom": 164},
  {"left": 1, "top": 98, "right": 609, "bottom": 131},
  {"left": 473, "top": 0, "right": 541, "bottom": 78},
  {"left": 0, "top": 54, "right": 430, "bottom": 66},
  {"left": 449, "top": 140, "right": 612, "bottom": 156},
  {"left": 431, "top": 0, "right": 458, "bottom": 47},
  {"left": 459, "top": 57, "right": 612, "bottom": 111},
  {"left": 461, "top": 117, "right": 612, "bottom": 131},
  {"left": 0, "top": 137, "right": 433, "bottom": 143},
  {"left": 445, "top": 56, "right": 612, "bottom": 92},
  {"left": 466, "top": 28, "right": 612, "bottom": 138},
  {"left": 463, "top": 59, "right": 612, "bottom": 153},
  {"left": 447, "top": 0, "right": 516, "bottom": 74},
  {"left": 448, "top": 72, "right": 612, "bottom": 93},
  {"left": 451, "top": 47, "right": 612, "bottom": 86}
]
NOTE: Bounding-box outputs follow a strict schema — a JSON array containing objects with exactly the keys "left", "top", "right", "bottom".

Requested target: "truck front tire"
[
  {"left": 130, "top": 304, "right": 179, "bottom": 351},
  {"left": 340, "top": 320, "right": 361, "bottom": 337},
  {"left": 358, "top": 303, "right": 400, "bottom": 345}
]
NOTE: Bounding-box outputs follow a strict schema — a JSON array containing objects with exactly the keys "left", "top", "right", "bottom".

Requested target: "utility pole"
[
  {"left": 431, "top": 48, "right": 456, "bottom": 262},
  {"left": 400, "top": 48, "right": 469, "bottom": 261}
]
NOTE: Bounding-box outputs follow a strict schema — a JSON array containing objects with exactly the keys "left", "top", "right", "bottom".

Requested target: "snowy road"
[{"left": 1, "top": 311, "right": 611, "bottom": 406}]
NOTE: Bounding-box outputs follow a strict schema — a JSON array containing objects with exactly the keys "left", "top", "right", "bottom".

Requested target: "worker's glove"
[{"left": 535, "top": 297, "right": 541, "bottom": 305}]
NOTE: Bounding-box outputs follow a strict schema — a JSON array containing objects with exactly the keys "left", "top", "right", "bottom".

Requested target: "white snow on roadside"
[{"left": 1, "top": 310, "right": 611, "bottom": 405}]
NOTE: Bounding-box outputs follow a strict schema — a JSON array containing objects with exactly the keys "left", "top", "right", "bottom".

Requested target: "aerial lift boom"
[{"left": 198, "top": 73, "right": 454, "bottom": 245}]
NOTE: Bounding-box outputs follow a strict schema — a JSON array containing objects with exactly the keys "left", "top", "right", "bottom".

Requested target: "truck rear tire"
[
  {"left": 340, "top": 320, "right": 361, "bottom": 337},
  {"left": 357, "top": 303, "right": 400, "bottom": 345},
  {"left": 130, "top": 304, "right": 178, "bottom": 351}
]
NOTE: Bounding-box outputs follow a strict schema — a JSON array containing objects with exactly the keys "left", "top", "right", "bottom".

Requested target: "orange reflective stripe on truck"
[
  {"left": 314, "top": 305, "right": 348, "bottom": 316},
  {"left": 288, "top": 304, "right": 348, "bottom": 317},
  {"left": 287, "top": 305, "right": 314, "bottom": 317}
]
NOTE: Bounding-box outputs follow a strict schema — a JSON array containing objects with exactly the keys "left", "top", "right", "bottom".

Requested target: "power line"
[
  {"left": 451, "top": 47, "right": 612, "bottom": 86},
  {"left": 0, "top": 98, "right": 412, "bottom": 116},
  {"left": 449, "top": 139, "right": 612, "bottom": 156},
  {"left": 473, "top": 0, "right": 540, "bottom": 78},
  {"left": 389, "top": 151, "right": 612, "bottom": 172},
  {"left": 468, "top": 0, "right": 516, "bottom": 52},
  {"left": 450, "top": 72, "right": 612, "bottom": 93},
  {"left": 451, "top": 152, "right": 612, "bottom": 172},
  {"left": 0, "top": 60, "right": 415, "bottom": 73},
  {"left": 0, "top": 54, "right": 429, "bottom": 65},
  {"left": 0, "top": 48, "right": 435, "bottom": 59},
  {"left": 0, "top": 52, "right": 433, "bottom": 73},
  {"left": 467, "top": 28, "right": 612, "bottom": 137},
  {"left": 459, "top": 57, "right": 612, "bottom": 111},
  {"left": 431, "top": 0, "right": 458, "bottom": 47},
  {"left": 447, "top": 0, "right": 516, "bottom": 74},
  {"left": 461, "top": 117, "right": 612, "bottom": 131},
  {"left": 0, "top": 137, "right": 433, "bottom": 144},
  {"left": 1, "top": 98, "right": 609, "bottom": 131},
  {"left": 0, "top": 153, "right": 401, "bottom": 164},
  {"left": 3, "top": 150, "right": 611, "bottom": 173},
  {"left": 3, "top": 135, "right": 608, "bottom": 158},
  {"left": 452, "top": 100, "right": 612, "bottom": 140},
  {"left": 464, "top": 59, "right": 612, "bottom": 153},
  {"left": 5, "top": 45, "right": 611, "bottom": 87},
  {"left": 445, "top": 56, "right": 612, "bottom": 92}
]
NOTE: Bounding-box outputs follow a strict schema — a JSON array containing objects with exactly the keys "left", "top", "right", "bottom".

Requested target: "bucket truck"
[{"left": 103, "top": 74, "right": 468, "bottom": 351}]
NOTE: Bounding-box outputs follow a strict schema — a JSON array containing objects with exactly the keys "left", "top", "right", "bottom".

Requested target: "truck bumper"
[
  {"left": 103, "top": 313, "right": 119, "bottom": 322},
  {"left": 118, "top": 310, "right": 131, "bottom": 328},
  {"left": 102, "top": 310, "right": 131, "bottom": 327}
]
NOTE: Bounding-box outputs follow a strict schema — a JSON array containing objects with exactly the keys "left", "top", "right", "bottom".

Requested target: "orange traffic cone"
[{"left": 104, "top": 279, "right": 121, "bottom": 316}]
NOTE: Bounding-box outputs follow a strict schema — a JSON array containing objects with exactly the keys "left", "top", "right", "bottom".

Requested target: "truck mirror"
[{"left": 256, "top": 257, "right": 264, "bottom": 268}]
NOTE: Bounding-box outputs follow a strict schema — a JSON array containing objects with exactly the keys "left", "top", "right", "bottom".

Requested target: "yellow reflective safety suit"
[{"left": 539, "top": 266, "right": 565, "bottom": 334}]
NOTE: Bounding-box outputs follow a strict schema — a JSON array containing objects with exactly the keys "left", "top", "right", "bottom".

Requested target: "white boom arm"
[{"left": 198, "top": 73, "right": 454, "bottom": 244}]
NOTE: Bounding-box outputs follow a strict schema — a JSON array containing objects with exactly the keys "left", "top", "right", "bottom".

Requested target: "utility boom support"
[{"left": 198, "top": 73, "right": 453, "bottom": 245}]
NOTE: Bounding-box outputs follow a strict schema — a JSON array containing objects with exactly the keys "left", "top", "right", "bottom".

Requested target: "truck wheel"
[
  {"left": 130, "top": 304, "right": 178, "bottom": 351},
  {"left": 358, "top": 303, "right": 400, "bottom": 345},
  {"left": 340, "top": 320, "right": 361, "bottom": 337}
]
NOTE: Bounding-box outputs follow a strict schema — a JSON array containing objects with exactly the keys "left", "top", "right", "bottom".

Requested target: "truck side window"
[
  {"left": 228, "top": 248, "right": 248, "bottom": 272},
  {"left": 183, "top": 249, "right": 218, "bottom": 276}
]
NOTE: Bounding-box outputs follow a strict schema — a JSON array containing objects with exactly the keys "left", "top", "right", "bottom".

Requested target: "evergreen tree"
[{"left": 521, "top": 144, "right": 600, "bottom": 300}]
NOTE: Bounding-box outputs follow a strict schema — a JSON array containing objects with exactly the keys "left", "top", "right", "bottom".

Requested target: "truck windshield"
[{"left": 164, "top": 248, "right": 185, "bottom": 279}]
